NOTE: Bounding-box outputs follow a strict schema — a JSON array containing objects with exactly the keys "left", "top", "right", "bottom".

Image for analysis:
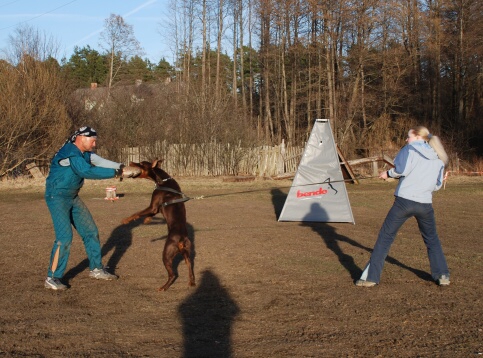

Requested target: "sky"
[{"left": 0, "top": 0, "right": 175, "bottom": 64}]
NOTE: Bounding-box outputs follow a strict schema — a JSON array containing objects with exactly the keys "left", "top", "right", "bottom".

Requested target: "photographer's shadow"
[{"left": 178, "top": 269, "right": 239, "bottom": 358}]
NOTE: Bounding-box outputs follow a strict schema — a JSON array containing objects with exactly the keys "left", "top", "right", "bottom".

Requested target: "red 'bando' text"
[{"left": 296, "top": 187, "right": 328, "bottom": 198}]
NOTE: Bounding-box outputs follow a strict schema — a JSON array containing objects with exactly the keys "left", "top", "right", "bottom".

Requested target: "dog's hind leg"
[
  {"left": 158, "top": 241, "right": 178, "bottom": 291},
  {"left": 180, "top": 239, "right": 195, "bottom": 287}
]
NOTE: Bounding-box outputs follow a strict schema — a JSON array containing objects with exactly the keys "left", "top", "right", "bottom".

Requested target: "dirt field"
[{"left": 0, "top": 175, "right": 481, "bottom": 357}]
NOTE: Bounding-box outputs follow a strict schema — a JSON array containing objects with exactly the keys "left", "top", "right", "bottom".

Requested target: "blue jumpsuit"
[{"left": 45, "top": 142, "right": 117, "bottom": 278}]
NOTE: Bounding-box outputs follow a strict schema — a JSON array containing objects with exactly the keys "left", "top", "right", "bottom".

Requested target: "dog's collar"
[
  {"left": 154, "top": 177, "right": 172, "bottom": 190},
  {"left": 155, "top": 177, "right": 172, "bottom": 184},
  {"left": 154, "top": 185, "right": 183, "bottom": 196},
  {"left": 154, "top": 185, "right": 191, "bottom": 207}
]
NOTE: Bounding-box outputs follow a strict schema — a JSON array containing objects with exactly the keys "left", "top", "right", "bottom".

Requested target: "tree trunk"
[
  {"left": 239, "top": 0, "right": 246, "bottom": 112},
  {"left": 216, "top": 0, "right": 224, "bottom": 101},
  {"left": 201, "top": 0, "right": 207, "bottom": 115},
  {"left": 232, "top": 1, "right": 238, "bottom": 106}
]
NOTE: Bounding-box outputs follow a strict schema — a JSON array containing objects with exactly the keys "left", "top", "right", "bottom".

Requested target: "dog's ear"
[{"left": 151, "top": 159, "right": 165, "bottom": 168}]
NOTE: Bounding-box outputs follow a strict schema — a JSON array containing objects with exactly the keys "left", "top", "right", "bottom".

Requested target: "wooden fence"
[
  {"left": 114, "top": 140, "right": 304, "bottom": 177},
  {"left": 18, "top": 142, "right": 302, "bottom": 179},
  {"left": 21, "top": 143, "right": 481, "bottom": 180}
]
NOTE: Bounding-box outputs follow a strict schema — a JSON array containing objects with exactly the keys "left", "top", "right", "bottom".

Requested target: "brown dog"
[{"left": 121, "top": 160, "right": 195, "bottom": 291}]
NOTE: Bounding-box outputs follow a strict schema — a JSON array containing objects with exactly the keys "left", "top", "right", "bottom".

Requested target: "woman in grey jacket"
[{"left": 356, "top": 126, "right": 450, "bottom": 287}]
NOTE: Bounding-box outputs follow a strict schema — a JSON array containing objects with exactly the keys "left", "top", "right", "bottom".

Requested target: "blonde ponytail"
[{"left": 412, "top": 126, "right": 449, "bottom": 166}]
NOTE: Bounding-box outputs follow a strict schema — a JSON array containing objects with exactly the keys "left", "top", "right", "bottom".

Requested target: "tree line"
[{"left": 1, "top": 1, "right": 482, "bottom": 178}]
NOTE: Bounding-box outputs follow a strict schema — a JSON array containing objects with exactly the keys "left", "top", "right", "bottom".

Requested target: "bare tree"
[
  {"left": 99, "top": 14, "right": 144, "bottom": 90},
  {"left": 259, "top": 0, "right": 275, "bottom": 142},
  {"left": 238, "top": 0, "right": 247, "bottom": 112},
  {"left": 216, "top": 0, "right": 226, "bottom": 100},
  {"left": 1, "top": 25, "right": 60, "bottom": 65},
  {"left": 231, "top": 0, "right": 239, "bottom": 105},
  {"left": 0, "top": 26, "right": 71, "bottom": 178}
]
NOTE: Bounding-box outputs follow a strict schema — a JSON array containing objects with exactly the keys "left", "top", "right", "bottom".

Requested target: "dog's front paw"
[
  {"left": 143, "top": 217, "right": 152, "bottom": 224},
  {"left": 121, "top": 218, "right": 131, "bottom": 225}
]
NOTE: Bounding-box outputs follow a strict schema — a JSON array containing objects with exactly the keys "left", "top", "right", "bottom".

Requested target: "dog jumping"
[{"left": 121, "top": 160, "right": 195, "bottom": 291}]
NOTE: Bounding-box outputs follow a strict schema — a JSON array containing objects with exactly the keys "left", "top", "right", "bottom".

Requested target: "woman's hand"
[{"left": 379, "top": 171, "right": 388, "bottom": 180}]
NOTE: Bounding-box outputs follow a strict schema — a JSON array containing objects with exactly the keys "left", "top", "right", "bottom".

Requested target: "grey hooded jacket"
[{"left": 388, "top": 140, "right": 445, "bottom": 204}]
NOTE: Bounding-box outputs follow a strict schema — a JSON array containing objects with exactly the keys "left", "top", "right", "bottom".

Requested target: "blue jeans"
[
  {"left": 46, "top": 194, "right": 103, "bottom": 278},
  {"left": 361, "top": 196, "right": 449, "bottom": 283}
]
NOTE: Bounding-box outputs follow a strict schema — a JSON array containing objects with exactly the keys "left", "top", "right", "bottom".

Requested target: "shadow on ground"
[
  {"left": 271, "top": 188, "right": 433, "bottom": 282},
  {"left": 63, "top": 216, "right": 198, "bottom": 286},
  {"left": 178, "top": 269, "right": 240, "bottom": 358}
]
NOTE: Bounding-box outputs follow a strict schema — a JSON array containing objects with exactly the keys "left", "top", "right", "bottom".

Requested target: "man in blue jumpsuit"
[{"left": 44, "top": 127, "right": 130, "bottom": 290}]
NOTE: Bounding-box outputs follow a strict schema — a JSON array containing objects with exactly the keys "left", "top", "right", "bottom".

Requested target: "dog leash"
[
  {"left": 188, "top": 175, "right": 379, "bottom": 201},
  {"left": 150, "top": 175, "right": 379, "bottom": 205}
]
